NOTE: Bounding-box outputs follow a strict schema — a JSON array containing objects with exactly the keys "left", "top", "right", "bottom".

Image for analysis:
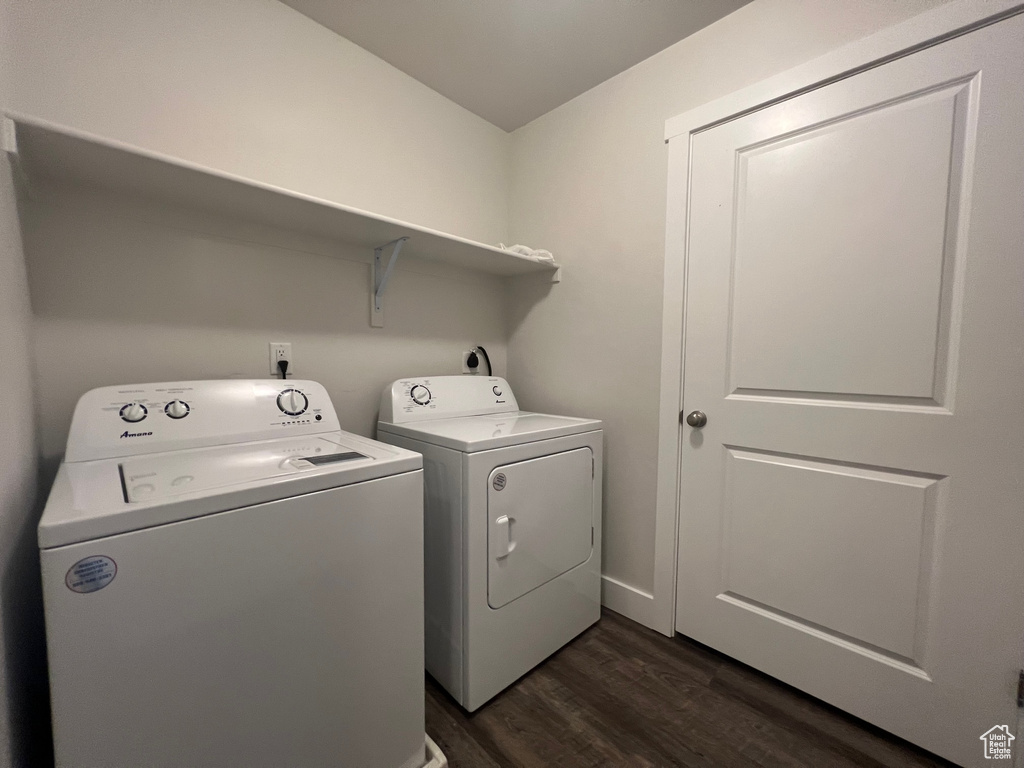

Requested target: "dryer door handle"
[{"left": 494, "top": 515, "right": 516, "bottom": 558}]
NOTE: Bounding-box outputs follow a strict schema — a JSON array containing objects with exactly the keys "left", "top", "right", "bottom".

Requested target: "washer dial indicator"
[
  {"left": 120, "top": 403, "right": 148, "bottom": 423},
  {"left": 164, "top": 400, "right": 190, "bottom": 419},
  {"left": 410, "top": 385, "right": 431, "bottom": 406},
  {"left": 277, "top": 389, "right": 309, "bottom": 416}
]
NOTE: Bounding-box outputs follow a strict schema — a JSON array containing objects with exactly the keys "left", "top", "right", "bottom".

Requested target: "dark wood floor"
[{"left": 425, "top": 609, "right": 953, "bottom": 768}]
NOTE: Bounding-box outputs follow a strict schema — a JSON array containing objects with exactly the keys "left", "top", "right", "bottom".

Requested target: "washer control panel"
[
  {"left": 380, "top": 375, "right": 519, "bottom": 424},
  {"left": 66, "top": 380, "right": 341, "bottom": 462}
]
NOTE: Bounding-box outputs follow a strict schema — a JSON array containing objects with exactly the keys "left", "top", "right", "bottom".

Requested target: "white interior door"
[{"left": 674, "top": 14, "right": 1024, "bottom": 766}]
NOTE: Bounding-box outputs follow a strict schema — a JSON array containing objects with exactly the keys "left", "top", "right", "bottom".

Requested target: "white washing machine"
[
  {"left": 39, "top": 379, "right": 445, "bottom": 768},
  {"left": 377, "top": 375, "right": 602, "bottom": 711}
]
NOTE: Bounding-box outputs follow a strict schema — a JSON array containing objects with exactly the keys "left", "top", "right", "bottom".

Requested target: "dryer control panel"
[
  {"left": 380, "top": 376, "right": 519, "bottom": 423},
  {"left": 65, "top": 380, "right": 341, "bottom": 462}
]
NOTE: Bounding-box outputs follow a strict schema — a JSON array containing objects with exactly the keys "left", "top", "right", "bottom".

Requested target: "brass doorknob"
[{"left": 684, "top": 410, "right": 707, "bottom": 428}]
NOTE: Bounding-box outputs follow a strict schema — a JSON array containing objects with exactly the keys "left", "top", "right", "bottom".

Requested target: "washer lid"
[
  {"left": 39, "top": 430, "right": 421, "bottom": 549},
  {"left": 377, "top": 411, "right": 602, "bottom": 453}
]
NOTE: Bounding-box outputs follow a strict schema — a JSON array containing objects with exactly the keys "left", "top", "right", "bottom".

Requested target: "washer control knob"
[
  {"left": 165, "top": 400, "right": 190, "bottom": 419},
  {"left": 277, "top": 389, "right": 308, "bottom": 416},
  {"left": 120, "top": 403, "right": 148, "bottom": 423},
  {"left": 410, "top": 384, "right": 431, "bottom": 405},
  {"left": 492, "top": 385, "right": 502, "bottom": 396}
]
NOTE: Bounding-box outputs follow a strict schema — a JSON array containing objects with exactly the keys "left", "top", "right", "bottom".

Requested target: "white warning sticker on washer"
[{"left": 65, "top": 556, "right": 117, "bottom": 593}]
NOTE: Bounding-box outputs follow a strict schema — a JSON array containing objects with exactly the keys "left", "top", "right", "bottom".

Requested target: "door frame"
[{"left": 651, "top": 0, "right": 1024, "bottom": 637}]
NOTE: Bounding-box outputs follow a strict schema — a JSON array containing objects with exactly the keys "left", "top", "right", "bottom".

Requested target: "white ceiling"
[{"left": 279, "top": 0, "right": 751, "bottom": 132}]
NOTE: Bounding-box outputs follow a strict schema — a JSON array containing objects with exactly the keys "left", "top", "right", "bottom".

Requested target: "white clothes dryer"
[
  {"left": 377, "top": 375, "right": 602, "bottom": 711},
  {"left": 39, "top": 379, "right": 445, "bottom": 768}
]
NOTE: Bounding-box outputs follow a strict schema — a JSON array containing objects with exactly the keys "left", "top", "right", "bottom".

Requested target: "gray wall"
[
  {"left": 22, "top": 183, "right": 510, "bottom": 463},
  {"left": 0, "top": 0, "right": 49, "bottom": 761}
]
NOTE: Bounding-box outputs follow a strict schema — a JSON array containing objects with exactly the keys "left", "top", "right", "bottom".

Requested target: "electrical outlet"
[
  {"left": 269, "top": 342, "right": 292, "bottom": 376},
  {"left": 462, "top": 349, "right": 478, "bottom": 374}
]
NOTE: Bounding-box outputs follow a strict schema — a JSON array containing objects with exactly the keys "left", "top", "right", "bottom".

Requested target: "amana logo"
[{"left": 120, "top": 430, "right": 153, "bottom": 439}]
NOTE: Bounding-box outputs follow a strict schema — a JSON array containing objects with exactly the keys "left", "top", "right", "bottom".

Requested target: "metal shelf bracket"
[{"left": 371, "top": 236, "right": 408, "bottom": 327}]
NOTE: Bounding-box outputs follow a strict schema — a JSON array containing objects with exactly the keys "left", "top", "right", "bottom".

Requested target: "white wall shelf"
[{"left": 3, "top": 114, "right": 559, "bottom": 324}]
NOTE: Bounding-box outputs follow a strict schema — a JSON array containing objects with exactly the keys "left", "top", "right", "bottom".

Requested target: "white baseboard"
[{"left": 601, "top": 574, "right": 658, "bottom": 630}]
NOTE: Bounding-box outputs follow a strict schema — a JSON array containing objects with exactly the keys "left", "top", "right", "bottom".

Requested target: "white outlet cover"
[{"left": 269, "top": 342, "right": 292, "bottom": 375}]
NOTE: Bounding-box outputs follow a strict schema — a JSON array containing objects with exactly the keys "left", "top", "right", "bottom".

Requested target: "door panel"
[
  {"left": 488, "top": 448, "right": 593, "bottom": 609},
  {"left": 722, "top": 449, "right": 940, "bottom": 663},
  {"left": 675, "top": 14, "right": 1024, "bottom": 766},
  {"left": 729, "top": 81, "right": 968, "bottom": 402}
]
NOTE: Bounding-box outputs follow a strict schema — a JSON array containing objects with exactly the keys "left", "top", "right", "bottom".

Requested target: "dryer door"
[{"left": 487, "top": 447, "right": 594, "bottom": 609}]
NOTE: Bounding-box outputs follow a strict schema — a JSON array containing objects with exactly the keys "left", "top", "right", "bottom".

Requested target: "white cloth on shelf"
[{"left": 497, "top": 243, "right": 555, "bottom": 263}]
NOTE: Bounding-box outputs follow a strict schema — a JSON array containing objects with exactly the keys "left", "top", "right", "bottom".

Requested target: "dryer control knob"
[
  {"left": 410, "top": 385, "right": 431, "bottom": 405},
  {"left": 277, "top": 389, "right": 308, "bottom": 416},
  {"left": 165, "top": 400, "right": 190, "bottom": 419},
  {"left": 120, "top": 402, "right": 148, "bottom": 423}
]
